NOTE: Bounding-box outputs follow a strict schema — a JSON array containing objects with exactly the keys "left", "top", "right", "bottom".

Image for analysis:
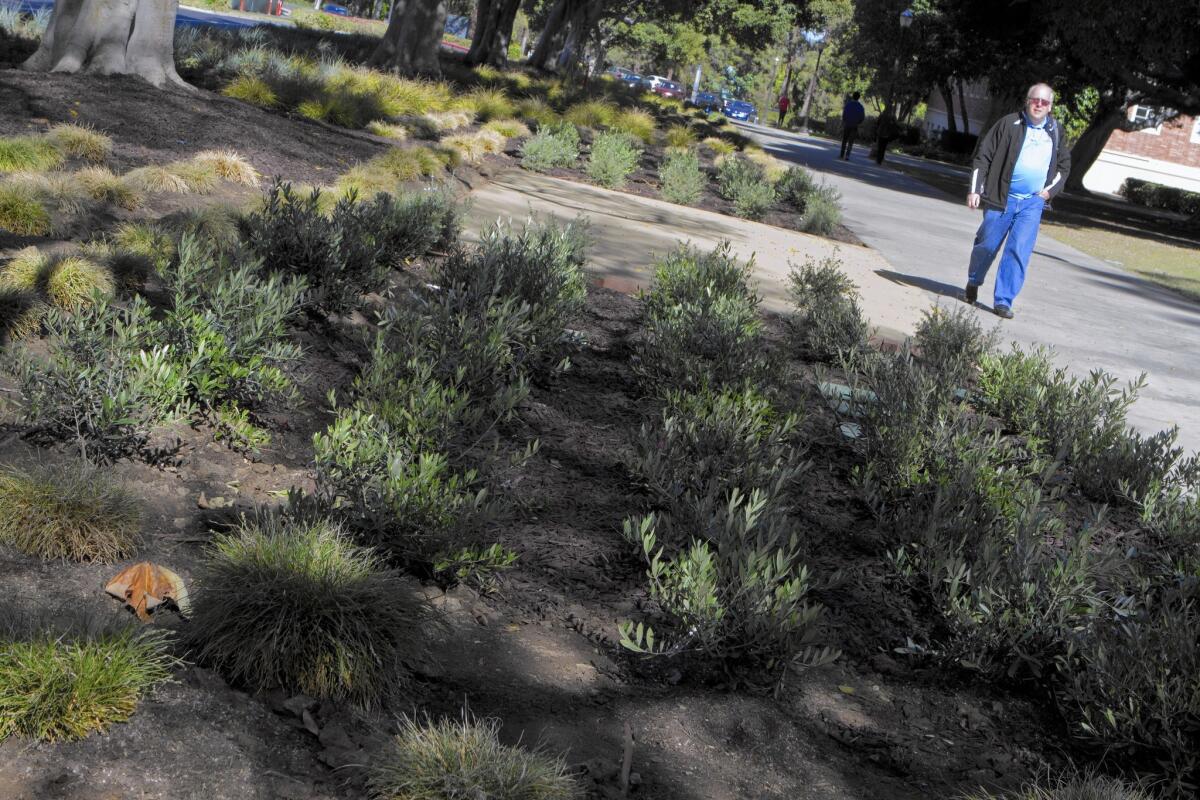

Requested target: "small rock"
[
  {"left": 666, "top": 668, "right": 683, "bottom": 685},
  {"left": 173, "top": 517, "right": 189, "bottom": 530},
  {"left": 318, "top": 722, "right": 355, "bottom": 751},
  {"left": 628, "top": 771, "right": 642, "bottom": 787},
  {"left": 301, "top": 708, "right": 321, "bottom": 736},
  {"left": 281, "top": 694, "right": 317, "bottom": 717},
  {"left": 317, "top": 746, "right": 363, "bottom": 769}
]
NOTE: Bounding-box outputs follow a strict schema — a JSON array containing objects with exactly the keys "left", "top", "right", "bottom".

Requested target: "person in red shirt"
[{"left": 777, "top": 94, "right": 790, "bottom": 127}]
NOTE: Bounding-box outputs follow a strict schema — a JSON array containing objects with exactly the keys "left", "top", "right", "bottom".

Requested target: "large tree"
[
  {"left": 466, "top": 0, "right": 522, "bottom": 66},
  {"left": 23, "top": 0, "right": 184, "bottom": 88},
  {"left": 370, "top": 0, "right": 449, "bottom": 76}
]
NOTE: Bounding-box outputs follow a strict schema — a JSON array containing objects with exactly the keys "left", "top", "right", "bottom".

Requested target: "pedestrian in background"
[
  {"left": 963, "top": 83, "right": 1071, "bottom": 319},
  {"left": 777, "top": 94, "right": 790, "bottom": 127},
  {"left": 840, "top": 92, "right": 865, "bottom": 159}
]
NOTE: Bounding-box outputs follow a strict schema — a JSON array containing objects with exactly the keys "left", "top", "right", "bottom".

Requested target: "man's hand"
[
  {"left": 1037, "top": 189, "right": 1050, "bottom": 200},
  {"left": 967, "top": 193, "right": 981, "bottom": 209}
]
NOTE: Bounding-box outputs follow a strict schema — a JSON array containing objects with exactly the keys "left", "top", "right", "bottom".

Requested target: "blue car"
[
  {"left": 723, "top": 100, "right": 758, "bottom": 122},
  {"left": 687, "top": 92, "right": 720, "bottom": 112}
]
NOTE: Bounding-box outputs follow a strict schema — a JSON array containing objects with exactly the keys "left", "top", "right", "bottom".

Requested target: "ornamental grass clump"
[
  {"left": 960, "top": 774, "right": 1155, "bottom": 800},
  {"left": 45, "top": 255, "right": 114, "bottom": 311},
  {"left": 610, "top": 108, "right": 656, "bottom": 144},
  {"left": 637, "top": 242, "right": 769, "bottom": 393},
  {"left": 0, "top": 288, "right": 46, "bottom": 342},
  {"left": 45, "top": 124, "right": 112, "bottom": 163},
  {"left": 659, "top": 147, "right": 705, "bottom": 205},
  {"left": 786, "top": 255, "right": 870, "bottom": 363},
  {"left": 0, "top": 607, "right": 176, "bottom": 743},
  {"left": 188, "top": 515, "right": 430, "bottom": 707},
  {"left": 0, "top": 462, "right": 141, "bottom": 562},
  {"left": 75, "top": 166, "right": 142, "bottom": 209},
  {"left": 585, "top": 130, "right": 640, "bottom": 189},
  {"left": 0, "top": 185, "right": 52, "bottom": 235},
  {"left": 563, "top": 99, "right": 617, "bottom": 129},
  {"left": 368, "top": 713, "right": 579, "bottom": 800},
  {"left": 664, "top": 124, "right": 696, "bottom": 149},
  {"left": 0, "top": 135, "right": 64, "bottom": 173},
  {"left": 483, "top": 118, "right": 531, "bottom": 139}
]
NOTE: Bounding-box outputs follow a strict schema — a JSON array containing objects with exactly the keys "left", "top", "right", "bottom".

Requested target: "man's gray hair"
[{"left": 1026, "top": 83, "right": 1054, "bottom": 99}]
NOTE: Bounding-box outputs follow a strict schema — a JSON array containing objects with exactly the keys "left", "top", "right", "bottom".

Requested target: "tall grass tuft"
[
  {"left": 0, "top": 604, "right": 176, "bottom": 742},
  {"left": 46, "top": 255, "right": 114, "bottom": 311},
  {"left": 45, "top": 124, "right": 113, "bottom": 163},
  {"left": 368, "top": 713, "right": 579, "bottom": 800},
  {"left": 191, "top": 150, "right": 259, "bottom": 187},
  {"left": 187, "top": 515, "right": 431, "bottom": 707},
  {"left": 0, "top": 463, "right": 141, "bottom": 562},
  {"left": 0, "top": 136, "right": 64, "bottom": 173},
  {"left": 0, "top": 185, "right": 52, "bottom": 235}
]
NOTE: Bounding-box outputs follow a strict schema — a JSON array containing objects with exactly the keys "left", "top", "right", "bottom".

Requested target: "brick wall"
[{"left": 1105, "top": 113, "right": 1200, "bottom": 168}]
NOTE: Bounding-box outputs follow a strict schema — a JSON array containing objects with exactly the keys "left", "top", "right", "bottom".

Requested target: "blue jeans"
[{"left": 967, "top": 194, "right": 1045, "bottom": 308}]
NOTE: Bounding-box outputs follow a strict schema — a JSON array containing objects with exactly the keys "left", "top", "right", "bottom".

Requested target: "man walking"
[
  {"left": 963, "top": 83, "right": 1071, "bottom": 318},
  {"left": 777, "top": 94, "right": 790, "bottom": 127},
  {"left": 840, "top": 92, "right": 865, "bottom": 159}
]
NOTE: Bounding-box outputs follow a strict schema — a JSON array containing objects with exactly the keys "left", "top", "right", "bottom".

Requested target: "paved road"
[{"left": 737, "top": 122, "right": 1200, "bottom": 452}]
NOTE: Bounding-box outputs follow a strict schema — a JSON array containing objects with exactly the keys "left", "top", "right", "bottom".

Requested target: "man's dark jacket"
[{"left": 969, "top": 111, "right": 1071, "bottom": 210}]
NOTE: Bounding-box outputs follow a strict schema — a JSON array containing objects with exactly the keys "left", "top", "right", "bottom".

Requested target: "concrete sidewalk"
[
  {"left": 736, "top": 122, "right": 1200, "bottom": 452},
  {"left": 464, "top": 169, "right": 929, "bottom": 338}
]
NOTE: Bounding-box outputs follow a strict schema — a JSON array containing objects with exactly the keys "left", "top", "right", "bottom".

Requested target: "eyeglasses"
[{"left": 1027, "top": 97, "right": 1053, "bottom": 107}]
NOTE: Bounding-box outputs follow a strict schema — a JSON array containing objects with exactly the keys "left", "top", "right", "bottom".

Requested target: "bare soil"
[{"left": 1, "top": 71, "right": 1069, "bottom": 800}]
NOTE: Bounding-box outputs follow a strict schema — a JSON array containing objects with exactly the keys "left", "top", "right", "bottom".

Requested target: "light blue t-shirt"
[{"left": 1009, "top": 120, "right": 1053, "bottom": 199}]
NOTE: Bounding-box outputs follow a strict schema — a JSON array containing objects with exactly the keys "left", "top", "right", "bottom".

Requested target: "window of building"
[
  {"left": 1130, "top": 105, "right": 1162, "bottom": 135},
  {"left": 1191, "top": 116, "right": 1200, "bottom": 145}
]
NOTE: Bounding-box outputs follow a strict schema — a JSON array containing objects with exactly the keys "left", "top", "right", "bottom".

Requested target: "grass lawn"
[{"left": 1041, "top": 222, "right": 1200, "bottom": 302}]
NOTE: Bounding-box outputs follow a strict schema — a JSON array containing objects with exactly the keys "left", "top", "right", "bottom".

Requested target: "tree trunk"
[
  {"left": 23, "top": 0, "right": 185, "bottom": 88},
  {"left": 465, "top": 0, "right": 493, "bottom": 63},
  {"left": 369, "top": 0, "right": 447, "bottom": 77},
  {"left": 553, "top": 0, "right": 603, "bottom": 75},
  {"left": 1065, "top": 97, "right": 1127, "bottom": 193},
  {"left": 940, "top": 83, "right": 958, "bottom": 134},
  {"left": 957, "top": 80, "right": 970, "bottom": 134},
  {"left": 797, "top": 47, "right": 823, "bottom": 129},
  {"left": 486, "top": 0, "right": 521, "bottom": 67},
  {"left": 529, "top": 0, "right": 569, "bottom": 70}
]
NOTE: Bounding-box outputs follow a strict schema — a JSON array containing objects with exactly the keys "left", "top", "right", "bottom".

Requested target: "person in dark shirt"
[{"left": 840, "top": 92, "right": 865, "bottom": 160}]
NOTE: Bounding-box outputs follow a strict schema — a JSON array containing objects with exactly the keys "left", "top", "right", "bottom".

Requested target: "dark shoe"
[
  {"left": 963, "top": 284, "right": 978, "bottom": 304},
  {"left": 994, "top": 305, "right": 1014, "bottom": 319}
]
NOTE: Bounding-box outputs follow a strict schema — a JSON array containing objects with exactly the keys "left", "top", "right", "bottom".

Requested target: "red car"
[{"left": 653, "top": 80, "right": 686, "bottom": 100}]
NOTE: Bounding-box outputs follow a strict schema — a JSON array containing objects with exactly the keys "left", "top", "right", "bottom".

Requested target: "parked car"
[
  {"left": 651, "top": 79, "right": 685, "bottom": 100},
  {"left": 723, "top": 100, "right": 758, "bottom": 122},
  {"left": 606, "top": 66, "right": 636, "bottom": 80},
  {"left": 686, "top": 91, "right": 720, "bottom": 112}
]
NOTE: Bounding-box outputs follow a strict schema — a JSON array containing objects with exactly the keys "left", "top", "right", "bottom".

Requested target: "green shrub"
[
  {"left": 0, "top": 186, "right": 52, "bottom": 235},
  {"left": 368, "top": 713, "right": 579, "bottom": 800},
  {"left": 189, "top": 516, "right": 429, "bottom": 707},
  {"left": 799, "top": 184, "right": 842, "bottom": 235},
  {"left": 520, "top": 123, "right": 579, "bottom": 172},
  {"left": 241, "top": 180, "right": 392, "bottom": 316},
  {"left": 431, "top": 218, "right": 588, "bottom": 373},
  {"left": 312, "top": 396, "right": 489, "bottom": 566},
  {"left": 585, "top": 131, "right": 641, "bottom": 189},
  {"left": 890, "top": 437, "right": 1108, "bottom": 679},
  {"left": 717, "top": 156, "right": 775, "bottom": 220},
  {"left": 0, "top": 606, "right": 176, "bottom": 742},
  {"left": 6, "top": 295, "right": 187, "bottom": 462},
  {"left": 0, "top": 135, "right": 64, "bottom": 173},
  {"left": 619, "top": 489, "right": 835, "bottom": 677},
  {"left": 1059, "top": 585, "right": 1200, "bottom": 793},
  {"left": 1121, "top": 177, "right": 1200, "bottom": 216},
  {"left": 846, "top": 349, "right": 962, "bottom": 496},
  {"left": 786, "top": 256, "right": 870, "bottom": 362},
  {"left": 637, "top": 242, "right": 768, "bottom": 392},
  {"left": 378, "top": 185, "right": 461, "bottom": 265},
  {"left": 433, "top": 543, "right": 517, "bottom": 594},
  {"left": 1073, "top": 426, "right": 1200, "bottom": 507},
  {"left": 633, "top": 387, "right": 805, "bottom": 533},
  {"left": 158, "top": 235, "right": 305, "bottom": 425},
  {"left": 0, "top": 462, "right": 140, "bottom": 562},
  {"left": 914, "top": 305, "right": 997, "bottom": 389},
  {"left": 960, "top": 774, "right": 1155, "bottom": 800},
  {"left": 659, "top": 147, "right": 705, "bottom": 205},
  {"left": 775, "top": 165, "right": 816, "bottom": 211}
]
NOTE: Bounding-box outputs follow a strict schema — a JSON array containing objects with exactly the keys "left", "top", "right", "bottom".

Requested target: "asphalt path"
[{"left": 736, "top": 122, "right": 1200, "bottom": 453}]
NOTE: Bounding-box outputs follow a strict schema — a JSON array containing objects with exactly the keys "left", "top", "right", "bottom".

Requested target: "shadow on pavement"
[
  {"left": 1036, "top": 252, "right": 1200, "bottom": 322},
  {"left": 874, "top": 269, "right": 965, "bottom": 302}
]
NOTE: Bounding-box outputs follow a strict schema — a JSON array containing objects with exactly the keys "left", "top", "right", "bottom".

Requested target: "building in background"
[{"left": 1082, "top": 107, "right": 1200, "bottom": 195}]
